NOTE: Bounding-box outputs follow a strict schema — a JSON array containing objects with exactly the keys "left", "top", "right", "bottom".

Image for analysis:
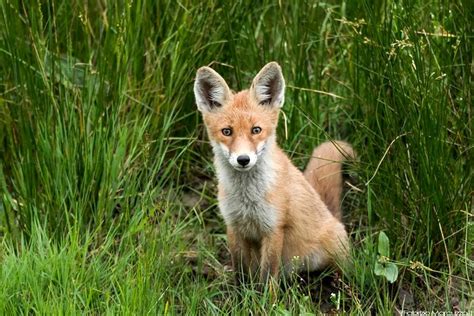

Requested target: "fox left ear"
[{"left": 250, "top": 62, "right": 285, "bottom": 108}]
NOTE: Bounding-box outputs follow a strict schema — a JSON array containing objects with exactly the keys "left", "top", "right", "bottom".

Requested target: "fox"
[{"left": 194, "top": 62, "right": 355, "bottom": 282}]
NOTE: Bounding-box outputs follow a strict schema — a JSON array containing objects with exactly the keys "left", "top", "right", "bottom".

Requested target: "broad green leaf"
[
  {"left": 374, "top": 261, "right": 399, "bottom": 283},
  {"left": 384, "top": 263, "right": 399, "bottom": 283},
  {"left": 374, "top": 262, "right": 385, "bottom": 276},
  {"left": 378, "top": 231, "right": 390, "bottom": 257}
]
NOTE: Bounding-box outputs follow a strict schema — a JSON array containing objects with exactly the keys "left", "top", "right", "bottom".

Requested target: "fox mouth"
[
  {"left": 229, "top": 156, "right": 256, "bottom": 171},
  {"left": 229, "top": 144, "right": 267, "bottom": 171},
  {"left": 233, "top": 164, "right": 252, "bottom": 172}
]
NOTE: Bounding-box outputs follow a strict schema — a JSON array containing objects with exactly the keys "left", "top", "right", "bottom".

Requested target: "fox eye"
[
  {"left": 222, "top": 128, "right": 232, "bottom": 136},
  {"left": 251, "top": 126, "right": 262, "bottom": 135}
]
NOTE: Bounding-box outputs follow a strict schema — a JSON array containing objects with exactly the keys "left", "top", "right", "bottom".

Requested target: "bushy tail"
[{"left": 304, "top": 141, "right": 355, "bottom": 220}]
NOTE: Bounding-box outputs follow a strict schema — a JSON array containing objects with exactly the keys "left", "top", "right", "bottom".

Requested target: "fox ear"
[
  {"left": 194, "top": 67, "right": 231, "bottom": 112},
  {"left": 250, "top": 62, "right": 285, "bottom": 108}
]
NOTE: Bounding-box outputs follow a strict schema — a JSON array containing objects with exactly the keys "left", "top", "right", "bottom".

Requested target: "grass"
[{"left": 0, "top": 0, "right": 472, "bottom": 313}]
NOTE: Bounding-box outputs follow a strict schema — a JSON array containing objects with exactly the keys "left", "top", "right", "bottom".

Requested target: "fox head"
[{"left": 194, "top": 62, "right": 285, "bottom": 171}]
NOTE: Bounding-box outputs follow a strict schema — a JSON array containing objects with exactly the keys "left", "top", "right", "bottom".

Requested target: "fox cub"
[{"left": 194, "top": 62, "right": 354, "bottom": 281}]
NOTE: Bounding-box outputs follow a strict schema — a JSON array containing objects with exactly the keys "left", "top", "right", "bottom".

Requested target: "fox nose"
[{"left": 237, "top": 155, "right": 250, "bottom": 167}]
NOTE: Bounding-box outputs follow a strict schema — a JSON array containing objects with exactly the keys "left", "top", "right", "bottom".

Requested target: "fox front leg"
[
  {"left": 259, "top": 229, "right": 284, "bottom": 283},
  {"left": 227, "top": 227, "right": 259, "bottom": 283}
]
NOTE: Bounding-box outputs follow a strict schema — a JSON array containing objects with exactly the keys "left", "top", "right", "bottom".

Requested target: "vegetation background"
[{"left": 0, "top": 0, "right": 472, "bottom": 313}]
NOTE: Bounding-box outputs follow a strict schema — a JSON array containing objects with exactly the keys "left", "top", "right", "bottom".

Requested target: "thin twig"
[
  {"left": 365, "top": 133, "right": 407, "bottom": 186},
  {"left": 287, "top": 85, "right": 345, "bottom": 99}
]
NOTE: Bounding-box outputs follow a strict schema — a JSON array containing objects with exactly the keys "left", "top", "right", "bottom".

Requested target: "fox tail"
[{"left": 304, "top": 141, "right": 355, "bottom": 220}]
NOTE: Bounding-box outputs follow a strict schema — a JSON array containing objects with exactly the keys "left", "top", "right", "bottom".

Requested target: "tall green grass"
[{"left": 1, "top": 0, "right": 472, "bottom": 313}]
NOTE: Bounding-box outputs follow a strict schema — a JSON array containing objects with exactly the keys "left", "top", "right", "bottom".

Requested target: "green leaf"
[
  {"left": 378, "top": 231, "right": 390, "bottom": 257},
  {"left": 374, "top": 261, "right": 399, "bottom": 283},
  {"left": 374, "top": 262, "right": 385, "bottom": 276},
  {"left": 384, "top": 263, "right": 399, "bottom": 283}
]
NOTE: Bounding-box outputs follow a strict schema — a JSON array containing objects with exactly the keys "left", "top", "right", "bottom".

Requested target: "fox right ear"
[{"left": 194, "top": 67, "right": 231, "bottom": 112}]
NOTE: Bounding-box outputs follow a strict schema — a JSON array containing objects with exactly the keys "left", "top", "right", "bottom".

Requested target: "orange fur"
[{"left": 304, "top": 141, "right": 355, "bottom": 220}]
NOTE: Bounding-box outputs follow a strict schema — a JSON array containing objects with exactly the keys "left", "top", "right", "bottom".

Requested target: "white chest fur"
[{"left": 213, "top": 146, "right": 278, "bottom": 240}]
